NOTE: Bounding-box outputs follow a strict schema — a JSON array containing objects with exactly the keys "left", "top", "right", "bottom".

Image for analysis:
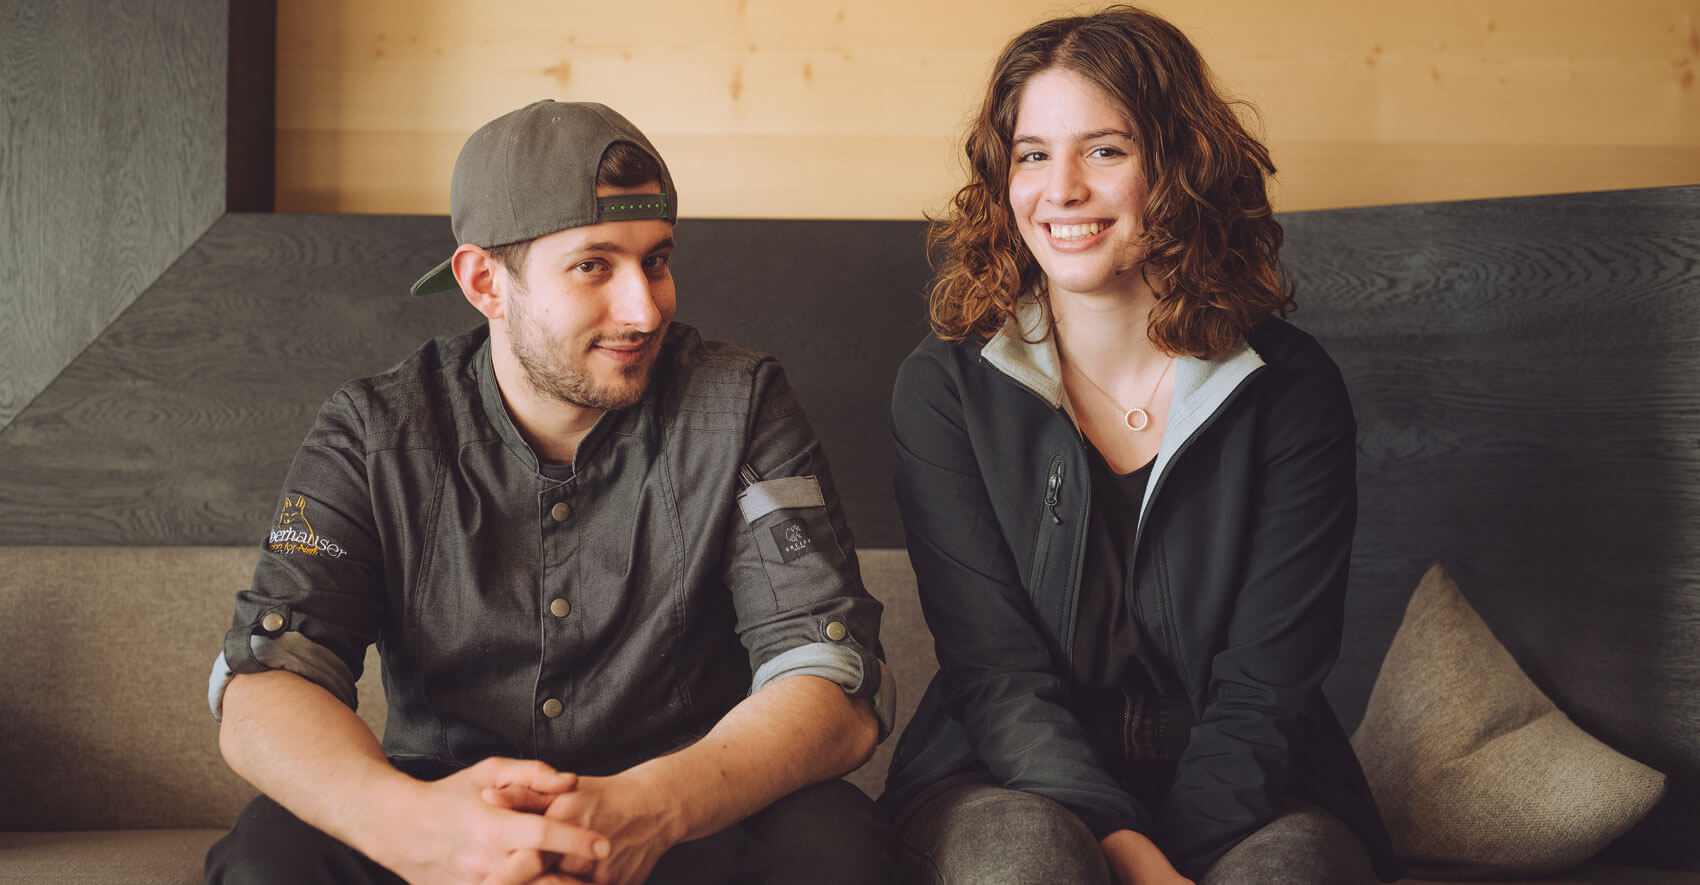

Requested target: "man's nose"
[{"left": 609, "top": 267, "right": 664, "bottom": 331}]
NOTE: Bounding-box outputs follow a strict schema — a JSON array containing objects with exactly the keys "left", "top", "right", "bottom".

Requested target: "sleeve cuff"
[
  {"left": 210, "top": 629, "right": 360, "bottom": 720},
  {"left": 750, "top": 641, "right": 897, "bottom": 742}
]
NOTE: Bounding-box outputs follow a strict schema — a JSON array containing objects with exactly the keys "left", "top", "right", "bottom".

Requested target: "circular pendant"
[{"left": 1124, "top": 407, "right": 1151, "bottom": 431}]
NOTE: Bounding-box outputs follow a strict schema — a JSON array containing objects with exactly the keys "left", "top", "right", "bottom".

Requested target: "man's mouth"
[{"left": 592, "top": 336, "right": 653, "bottom": 366}]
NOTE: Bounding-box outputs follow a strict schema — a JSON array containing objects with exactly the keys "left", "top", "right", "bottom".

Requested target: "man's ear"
[{"left": 453, "top": 244, "right": 506, "bottom": 320}]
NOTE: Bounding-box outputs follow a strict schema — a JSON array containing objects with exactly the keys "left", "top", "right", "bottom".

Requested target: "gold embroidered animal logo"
[
  {"left": 267, "top": 495, "right": 348, "bottom": 558},
  {"left": 276, "top": 496, "right": 313, "bottom": 535}
]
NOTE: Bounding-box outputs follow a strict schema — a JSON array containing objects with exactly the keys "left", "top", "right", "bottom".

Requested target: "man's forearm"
[
  {"left": 219, "top": 669, "right": 415, "bottom": 854},
  {"left": 630, "top": 673, "right": 878, "bottom": 845},
  {"left": 221, "top": 670, "right": 606, "bottom": 883}
]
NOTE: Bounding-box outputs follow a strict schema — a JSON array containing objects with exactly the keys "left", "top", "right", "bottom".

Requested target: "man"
[{"left": 205, "top": 100, "right": 895, "bottom": 885}]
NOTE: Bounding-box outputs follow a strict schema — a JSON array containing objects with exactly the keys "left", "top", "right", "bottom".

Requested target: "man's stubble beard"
[{"left": 506, "top": 286, "right": 658, "bottom": 413}]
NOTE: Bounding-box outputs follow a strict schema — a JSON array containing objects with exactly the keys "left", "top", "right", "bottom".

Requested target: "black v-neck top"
[{"left": 1070, "top": 441, "right": 1171, "bottom": 698}]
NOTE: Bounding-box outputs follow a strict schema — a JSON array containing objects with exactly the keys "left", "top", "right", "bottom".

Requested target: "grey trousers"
[{"left": 894, "top": 773, "right": 1375, "bottom": 885}]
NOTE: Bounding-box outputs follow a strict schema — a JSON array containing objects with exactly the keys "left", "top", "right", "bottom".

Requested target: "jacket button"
[
  {"left": 549, "top": 598, "right": 571, "bottom": 618},
  {"left": 550, "top": 502, "right": 570, "bottom": 522},
  {"left": 541, "top": 698, "right": 564, "bottom": 718},
  {"left": 261, "top": 613, "right": 285, "bottom": 632},
  {"left": 825, "top": 621, "right": 848, "bottom": 641}
]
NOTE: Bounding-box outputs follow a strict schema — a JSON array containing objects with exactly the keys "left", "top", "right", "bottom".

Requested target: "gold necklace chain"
[{"left": 1068, "top": 355, "right": 1174, "bottom": 432}]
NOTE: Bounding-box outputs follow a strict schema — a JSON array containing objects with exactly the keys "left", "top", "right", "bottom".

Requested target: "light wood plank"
[
  {"left": 277, "top": 129, "right": 1700, "bottom": 217},
  {"left": 275, "top": 0, "right": 1700, "bottom": 218}
]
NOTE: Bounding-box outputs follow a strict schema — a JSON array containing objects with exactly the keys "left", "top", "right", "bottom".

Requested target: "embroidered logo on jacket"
[
  {"left": 267, "top": 495, "right": 348, "bottom": 558},
  {"left": 770, "top": 518, "right": 817, "bottom": 563}
]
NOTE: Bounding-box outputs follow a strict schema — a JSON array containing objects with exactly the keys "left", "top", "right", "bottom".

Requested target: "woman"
[{"left": 882, "top": 7, "right": 1399, "bottom": 884}]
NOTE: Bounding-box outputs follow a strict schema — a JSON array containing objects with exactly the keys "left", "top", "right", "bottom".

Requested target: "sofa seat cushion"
[{"left": 0, "top": 829, "right": 223, "bottom": 884}]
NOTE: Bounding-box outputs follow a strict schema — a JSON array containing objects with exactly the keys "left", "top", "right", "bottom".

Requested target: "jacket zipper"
[{"left": 1027, "top": 455, "right": 1065, "bottom": 601}]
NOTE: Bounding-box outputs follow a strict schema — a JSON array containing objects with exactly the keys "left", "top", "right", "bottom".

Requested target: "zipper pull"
[{"left": 1045, "top": 464, "right": 1063, "bottom": 524}]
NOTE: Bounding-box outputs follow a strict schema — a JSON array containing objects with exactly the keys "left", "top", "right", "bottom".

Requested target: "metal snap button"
[
  {"left": 550, "top": 502, "right": 570, "bottom": 522},
  {"left": 550, "top": 598, "right": 571, "bottom": 618},
  {"left": 825, "top": 621, "right": 848, "bottom": 641},
  {"left": 261, "top": 612, "right": 285, "bottom": 632},
  {"left": 542, "top": 698, "right": 564, "bottom": 718}
]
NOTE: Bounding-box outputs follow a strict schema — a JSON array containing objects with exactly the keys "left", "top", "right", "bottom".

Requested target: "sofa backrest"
[
  {"left": 0, "top": 547, "right": 385, "bottom": 830},
  {"left": 0, "top": 545, "right": 932, "bottom": 830}
]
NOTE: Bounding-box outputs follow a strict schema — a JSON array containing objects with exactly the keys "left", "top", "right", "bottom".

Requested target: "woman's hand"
[{"left": 1101, "top": 829, "right": 1194, "bottom": 885}]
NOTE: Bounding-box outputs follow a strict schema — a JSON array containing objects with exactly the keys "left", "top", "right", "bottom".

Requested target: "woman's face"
[{"left": 1007, "top": 67, "right": 1151, "bottom": 304}]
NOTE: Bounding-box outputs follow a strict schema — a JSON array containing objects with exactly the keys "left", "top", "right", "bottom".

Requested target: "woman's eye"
[
  {"left": 1089, "top": 146, "right": 1125, "bottom": 159},
  {"left": 1015, "top": 150, "right": 1046, "bottom": 163}
]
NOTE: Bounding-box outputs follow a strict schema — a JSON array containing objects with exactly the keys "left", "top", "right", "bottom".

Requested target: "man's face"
[{"left": 501, "top": 183, "right": 677, "bottom": 412}]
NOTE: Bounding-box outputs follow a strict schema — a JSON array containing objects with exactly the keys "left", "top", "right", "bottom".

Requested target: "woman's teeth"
[{"left": 1049, "top": 222, "right": 1103, "bottom": 240}]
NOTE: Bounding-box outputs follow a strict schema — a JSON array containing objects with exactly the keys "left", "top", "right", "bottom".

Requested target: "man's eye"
[
  {"left": 574, "top": 261, "right": 601, "bottom": 274},
  {"left": 643, "top": 254, "right": 671, "bottom": 270}
]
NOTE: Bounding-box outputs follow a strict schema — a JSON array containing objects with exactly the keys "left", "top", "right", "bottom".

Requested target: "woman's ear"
[{"left": 454, "top": 244, "right": 506, "bottom": 320}]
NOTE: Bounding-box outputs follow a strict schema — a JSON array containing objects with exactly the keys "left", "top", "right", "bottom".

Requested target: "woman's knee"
[
  {"left": 896, "top": 775, "right": 1110, "bottom": 885},
  {"left": 1202, "top": 800, "right": 1374, "bottom": 885}
]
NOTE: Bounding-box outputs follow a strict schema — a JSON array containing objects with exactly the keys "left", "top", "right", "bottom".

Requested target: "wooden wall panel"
[
  {"left": 0, "top": 213, "right": 928, "bottom": 551},
  {"left": 0, "top": 0, "right": 228, "bottom": 431},
  {"left": 275, "top": 0, "right": 1700, "bottom": 219}
]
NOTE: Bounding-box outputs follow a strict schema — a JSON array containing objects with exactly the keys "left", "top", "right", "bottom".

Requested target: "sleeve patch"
[
  {"left": 267, "top": 495, "right": 349, "bottom": 558},
  {"left": 738, "top": 475, "right": 826, "bottom": 523},
  {"left": 769, "top": 517, "right": 818, "bottom": 563}
]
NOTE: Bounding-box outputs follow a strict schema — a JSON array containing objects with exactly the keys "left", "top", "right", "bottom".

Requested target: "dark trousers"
[
  {"left": 207, "top": 778, "right": 895, "bottom": 884},
  {"left": 893, "top": 771, "right": 1376, "bottom": 885}
]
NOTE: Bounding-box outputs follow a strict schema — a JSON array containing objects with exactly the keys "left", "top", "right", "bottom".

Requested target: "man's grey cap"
[{"left": 410, "top": 100, "right": 677, "bottom": 296}]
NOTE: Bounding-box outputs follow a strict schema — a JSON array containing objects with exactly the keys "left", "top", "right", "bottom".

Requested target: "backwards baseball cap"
[{"left": 410, "top": 100, "right": 678, "bottom": 296}]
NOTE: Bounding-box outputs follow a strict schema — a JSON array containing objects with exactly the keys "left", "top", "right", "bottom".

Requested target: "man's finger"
[
  {"left": 472, "top": 757, "right": 579, "bottom": 795},
  {"left": 481, "top": 848, "right": 549, "bottom": 885},
  {"left": 502, "top": 812, "right": 611, "bottom": 863},
  {"left": 482, "top": 783, "right": 558, "bottom": 813}
]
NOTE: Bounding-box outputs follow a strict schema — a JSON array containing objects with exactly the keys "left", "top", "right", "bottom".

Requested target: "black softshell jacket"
[{"left": 880, "top": 300, "right": 1399, "bottom": 881}]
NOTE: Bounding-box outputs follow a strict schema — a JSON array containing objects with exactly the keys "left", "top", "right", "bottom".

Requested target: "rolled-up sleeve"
[
  {"left": 209, "top": 388, "right": 385, "bottom": 720},
  {"left": 720, "top": 359, "right": 893, "bottom": 738}
]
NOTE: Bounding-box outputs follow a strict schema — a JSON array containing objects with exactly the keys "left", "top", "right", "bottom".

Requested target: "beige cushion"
[{"left": 1351, "top": 565, "right": 1666, "bottom": 880}]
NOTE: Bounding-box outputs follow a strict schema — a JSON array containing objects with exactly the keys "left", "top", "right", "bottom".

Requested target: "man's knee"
[
  {"left": 744, "top": 779, "right": 896, "bottom": 883},
  {"left": 205, "top": 794, "right": 400, "bottom": 885},
  {"left": 896, "top": 775, "right": 1109, "bottom": 885},
  {"left": 647, "top": 779, "right": 894, "bottom": 885}
]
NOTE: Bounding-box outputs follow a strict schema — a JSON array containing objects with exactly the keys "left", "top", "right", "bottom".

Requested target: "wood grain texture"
[
  {"left": 0, "top": 0, "right": 228, "bottom": 431},
  {"left": 0, "top": 213, "right": 928, "bottom": 550},
  {"left": 272, "top": 0, "right": 1700, "bottom": 218}
]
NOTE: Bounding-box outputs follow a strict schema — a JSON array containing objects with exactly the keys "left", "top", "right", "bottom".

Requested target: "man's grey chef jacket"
[{"left": 209, "top": 323, "right": 889, "bottom": 777}]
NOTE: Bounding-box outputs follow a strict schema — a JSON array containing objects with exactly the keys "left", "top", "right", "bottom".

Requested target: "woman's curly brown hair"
[{"left": 928, "top": 5, "right": 1293, "bottom": 358}]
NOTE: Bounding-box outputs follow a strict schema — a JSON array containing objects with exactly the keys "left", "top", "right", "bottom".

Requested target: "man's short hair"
[{"left": 488, "top": 140, "right": 664, "bottom": 279}]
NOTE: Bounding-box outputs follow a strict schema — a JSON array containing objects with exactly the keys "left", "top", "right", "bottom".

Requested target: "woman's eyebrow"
[{"left": 1013, "top": 127, "right": 1134, "bottom": 145}]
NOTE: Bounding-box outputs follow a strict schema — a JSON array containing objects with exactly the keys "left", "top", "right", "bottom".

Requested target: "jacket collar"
[
  {"left": 981, "top": 295, "right": 1266, "bottom": 517},
  {"left": 982, "top": 296, "right": 1265, "bottom": 425}
]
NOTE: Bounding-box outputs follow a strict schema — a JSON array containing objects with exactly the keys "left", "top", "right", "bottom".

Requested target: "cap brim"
[{"left": 410, "top": 257, "right": 457, "bottom": 297}]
